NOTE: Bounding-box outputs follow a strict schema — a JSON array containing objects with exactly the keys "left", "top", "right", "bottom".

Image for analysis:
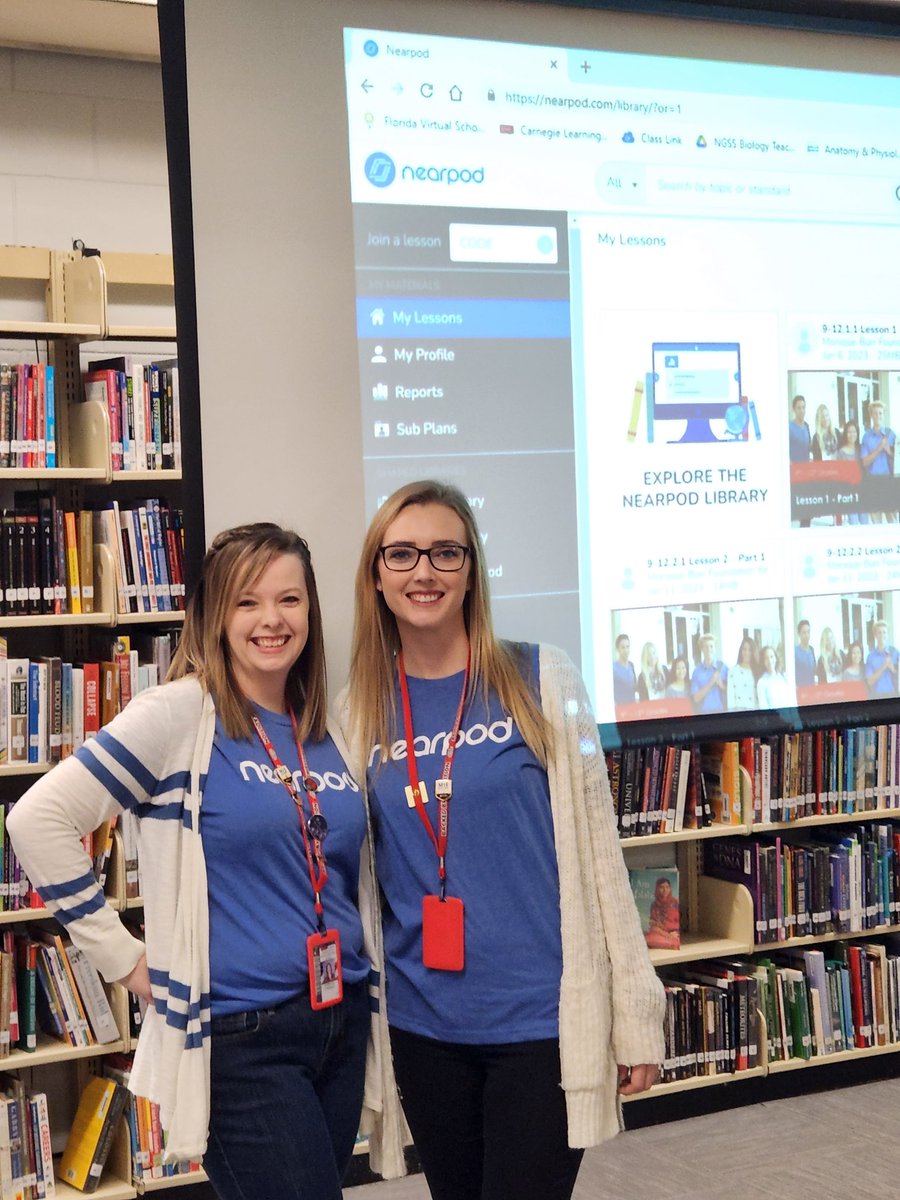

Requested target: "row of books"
[
  {"left": 737, "top": 725, "right": 900, "bottom": 824},
  {"left": 83, "top": 356, "right": 181, "bottom": 473},
  {"left": 607, "top": 725, "right": 900, "bottom": 838},
  {"left": 0, "top": 634, "right": 179, "bottom": 766},
  {"left": 0, "top": 1074, "right": 55, "bottom": 1198},
  {"left": 659, "top": 960, "right": 760, "bottom": 1083},
  {"left": 703, "top": 824, "right": 900, "bottom": 946},
  {"left": 1, "top": 497, "right": 185, "bottom": 618},
  {"left": 606, "top": 743, "right": 715, "bottom": 837},
  {"left": 97, "top": 499, "right": 186, "bottom": 616},
  {"left": 0, "top": 1065, "right": 191, "bottom": 1196},
  {"left": 59, "top": 1074, "right": 128, "bottom": 1195},
  {"left": 658, "top": 938, "right": 900, "bottom": 1082},
  {"left": 0, "top": 926, "right": 120, "bottom": 1060},
  {"left": 756, "top": 938, "right": 900, "bottom": 1063},
  {"left": 0, "top": 363, "right": 56, "bottom": 471},
  {"left": 104, "top": 1054, "right": 203, "bottom": 1184},
  {"left": 0, "top": 805, "right": 44, "bottom": 912},
  {"left": 1, "top": 499, "right": 94, "bottom": 617}
]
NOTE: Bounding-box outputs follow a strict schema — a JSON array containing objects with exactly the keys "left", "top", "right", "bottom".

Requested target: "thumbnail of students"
[
  {"left": 843, "top": 641, "right": 865, "bottom": 684},
  {"left": 865, "top": 620, "right": 900, "bottom": 697},
  {"left": 794, "top": 620, "right": 817, "bottom": 687},
  {"left": 691, "top": 635, "right": 728, "bottom": 714},
  {"left": 817, "top": 627, "right": 843, "bottom": 684},
  {"left": 836, "top": 420, "right": 869, "bottom": 525},
  {"left": 637, "top": 643, "right": 667, "bottom": 702},
  {"left": 862, "top": 401, "right": 898, "bottom": 522},
  {"left": 726, "top": 637, "right": 758, "bottom": 711},
  {"left": 613, "top": 633, "right": 638, "bottom": 705},
  {"left": 810, "top": 404, "right": 838, "bottom": 461},
  {"left": 788, "top": 394, "right": 811, "bottom": 462},
  {"left": 665, "top": 656, "right": 690, "bottom": 699},
  {"left": 756, "top": 646, "right": 792, "bottom": 709}
]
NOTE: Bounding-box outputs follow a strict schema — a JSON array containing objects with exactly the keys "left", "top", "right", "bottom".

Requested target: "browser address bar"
[{"left": 599, "top": 162, "right": 900, "bottom": 219}]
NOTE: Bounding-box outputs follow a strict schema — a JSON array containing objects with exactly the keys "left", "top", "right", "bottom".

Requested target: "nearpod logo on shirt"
[{"left": 364, "top": 151, "right": 485, "bottom": 188}]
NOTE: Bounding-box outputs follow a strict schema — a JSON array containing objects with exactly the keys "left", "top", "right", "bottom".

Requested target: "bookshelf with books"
[
  {"left": 614, "top": 723, "right": 900, "bottom": 1105},
  {"left": 1, "top": 243, "right": 199, "bottom": 1196}
]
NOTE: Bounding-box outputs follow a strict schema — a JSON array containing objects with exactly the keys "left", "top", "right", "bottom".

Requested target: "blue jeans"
[{"left": 202, "top": 979, "right": 368, "bottom": 1200}]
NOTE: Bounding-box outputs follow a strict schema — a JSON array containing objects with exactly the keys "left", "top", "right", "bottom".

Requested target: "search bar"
[
  {"left": 448, "top": 223, "right": 558, "bottom": 263},
  {"left": 598, "top": 162, "right": 900, "bottom": 219}
]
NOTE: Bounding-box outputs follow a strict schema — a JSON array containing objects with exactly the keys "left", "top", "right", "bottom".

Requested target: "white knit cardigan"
[
  {"left": 7, "top": 676, "right": 407, "bottom": 1178},
  {"left": 341, "top": 643, "right": 666, "bottom": 1150}
]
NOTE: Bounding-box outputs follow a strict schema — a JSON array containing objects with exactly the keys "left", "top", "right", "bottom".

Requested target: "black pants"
[{"left": 390, "top": 1026, "right": 584, "bottom": 1200}]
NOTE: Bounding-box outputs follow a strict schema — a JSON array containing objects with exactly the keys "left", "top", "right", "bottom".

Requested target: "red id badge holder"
[
  {"left": 422, "top": 895, "right": 465, "bottom": 971},
  {"left": 307, "top": 929, "right": 344, "bottom": 1009}
]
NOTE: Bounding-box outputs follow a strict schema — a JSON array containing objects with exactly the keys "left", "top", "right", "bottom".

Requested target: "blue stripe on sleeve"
[
  {"left": 75, "top": 743, "right": 142, "bottom": 811},
  {"left": 93, "top": 728, "right": 159, "bottom": 794},
  {"left": 54, "top": 889, "right": 108, "bottom": 925},
  {"left": 36, "top": 869, "right": 98, "bottom": 901}
]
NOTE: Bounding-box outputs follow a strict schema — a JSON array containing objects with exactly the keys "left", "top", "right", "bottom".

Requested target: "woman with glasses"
[
  {"left": 8, "top": 523, "right": 406, "bottom": 1199},
  {"left": 339, "top": 481, "right": 665, "bottom": 1200}
]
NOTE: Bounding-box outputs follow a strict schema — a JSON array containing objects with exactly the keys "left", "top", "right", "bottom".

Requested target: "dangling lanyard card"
[
  {"left": 422, "top": 895, "right": 465, "bottom": 971},
  {"left": 252, "top": 712, "right": 344, "bottom": 1010},
  {"left": 307, "top": 928, "right": 344, "bottom": 1009}
]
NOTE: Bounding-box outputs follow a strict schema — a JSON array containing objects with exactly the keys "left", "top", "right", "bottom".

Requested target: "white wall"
[{"left": 0, "top": 48, "right": 169, "bottom": 253}]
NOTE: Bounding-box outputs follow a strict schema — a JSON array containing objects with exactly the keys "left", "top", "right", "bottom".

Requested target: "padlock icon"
[{"left": 487, "top": 89, "right": 495, "bottom": 101}]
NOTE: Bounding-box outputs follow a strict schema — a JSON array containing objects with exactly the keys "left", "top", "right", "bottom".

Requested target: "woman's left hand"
[{"left": 616, "top": 1063, "right": 659, "bottom": 1095}]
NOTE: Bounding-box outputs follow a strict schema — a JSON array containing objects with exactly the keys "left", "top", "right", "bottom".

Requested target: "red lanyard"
[
  {"left": 398, "top": 646, "right": 470, "bottom": 898},
  {"left": 251, "top": 711, "right": 329, "bottom": 932}
]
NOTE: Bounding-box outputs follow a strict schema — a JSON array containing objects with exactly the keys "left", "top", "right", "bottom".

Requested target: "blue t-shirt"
[
  {"left": 367, "top": 647, "right": 562, "bottom": 1043},
  {"left": 691, "top": 660, "right": 727, "bottom": 713},
  {"left": 203, "top": 709, "right": 369, "bottom": 1016},
  {"left": 613, "top": 659, "right": 637, "bottom": 705},
  {"left": 789, "top": 420, "right": 811, "bottom": 463},
  {"left": 794, "top": 644, "right": 817, "bottom": 687},
  {"left": 865, "top": 646, "right": 899, "bottom": 696},
  {"left": 861, "top": 427, "right": 895, "bottom": 475}
]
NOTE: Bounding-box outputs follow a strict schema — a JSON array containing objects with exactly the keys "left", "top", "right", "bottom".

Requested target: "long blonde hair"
[
  {"left": 348, "top": 481, "right": 551, "bottom": 767},
  {"left": 168, "top": 522, "right": 327, "bottom": 742}
]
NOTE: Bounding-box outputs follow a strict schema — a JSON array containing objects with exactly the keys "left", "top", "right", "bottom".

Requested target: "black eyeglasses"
[{"left": 379, "top": 543, "right": 471, "bottom": 572}]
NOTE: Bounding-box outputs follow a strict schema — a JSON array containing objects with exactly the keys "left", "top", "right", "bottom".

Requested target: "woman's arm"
[
  {"left": 542, "top": 647, "right": 666, "bottom": 1069},
  {"left": 7, "top": 684, "right": 177, "bottom": 983}
]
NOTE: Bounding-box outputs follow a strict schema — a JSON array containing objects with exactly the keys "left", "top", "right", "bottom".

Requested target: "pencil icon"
[
  {"left": 748, "top": 398, "right": 761, "bottom": 440},
  {"left": 627, "top": 380, "right": 644, "bottom": 442}
]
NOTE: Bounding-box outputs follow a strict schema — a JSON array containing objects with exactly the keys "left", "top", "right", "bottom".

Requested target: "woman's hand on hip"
[{"left": 117, "top": 953, "right": 153, "bottom": 1005}]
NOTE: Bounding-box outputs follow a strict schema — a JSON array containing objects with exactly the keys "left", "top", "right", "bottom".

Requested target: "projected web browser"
[{"left": 342, "top": 26, "right": 900, "bottom": 733}]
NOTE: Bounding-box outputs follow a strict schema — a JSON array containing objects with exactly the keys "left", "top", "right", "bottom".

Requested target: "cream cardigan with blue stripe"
[{"left": 7, "top": 676, "right": 406, "bottom": 1176}]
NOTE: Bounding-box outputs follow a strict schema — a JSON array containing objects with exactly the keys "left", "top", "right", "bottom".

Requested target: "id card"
[
  {"left": 307, "top": 929, "right": 344, "bottom": 1009},
  {"left": 422, "top": 895, "right": 465, "bottom": 971}
]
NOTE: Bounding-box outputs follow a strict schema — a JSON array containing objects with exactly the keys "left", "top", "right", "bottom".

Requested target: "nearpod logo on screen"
[
  {"left": 364, "top": 151, "right": 484, "bottom": 188},
  {"left": 365, "top": 153, "right": 397, "bottom": 188}
]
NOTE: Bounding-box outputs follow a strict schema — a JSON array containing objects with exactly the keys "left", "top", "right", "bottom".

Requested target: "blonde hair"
[
  {"left": 347, "top": 481, "right": 551, "bottom": 767},
  {"left": 168, "top": 522, "right": 327, "bottom": 742}
]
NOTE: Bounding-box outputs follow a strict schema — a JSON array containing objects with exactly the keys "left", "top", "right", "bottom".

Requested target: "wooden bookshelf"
[{"left": 1, "top": 241, "right": 191, "bottom": 1195}]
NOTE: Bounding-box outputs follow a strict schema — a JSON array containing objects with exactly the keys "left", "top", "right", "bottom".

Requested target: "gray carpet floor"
[{"left": 348, "top": 1077, "right": 900, "bottom": 1199}]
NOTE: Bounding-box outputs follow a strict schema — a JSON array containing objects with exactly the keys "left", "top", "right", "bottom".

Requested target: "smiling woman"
[
  {"left": 339, "top": 481, "right": 665, "bottom": 1200},
  {"left": 6, "top": 522, "right": 405, "bottom": 1199},
  {"left": 225, "top": 552, "right": 311, "bottom": 715}
]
